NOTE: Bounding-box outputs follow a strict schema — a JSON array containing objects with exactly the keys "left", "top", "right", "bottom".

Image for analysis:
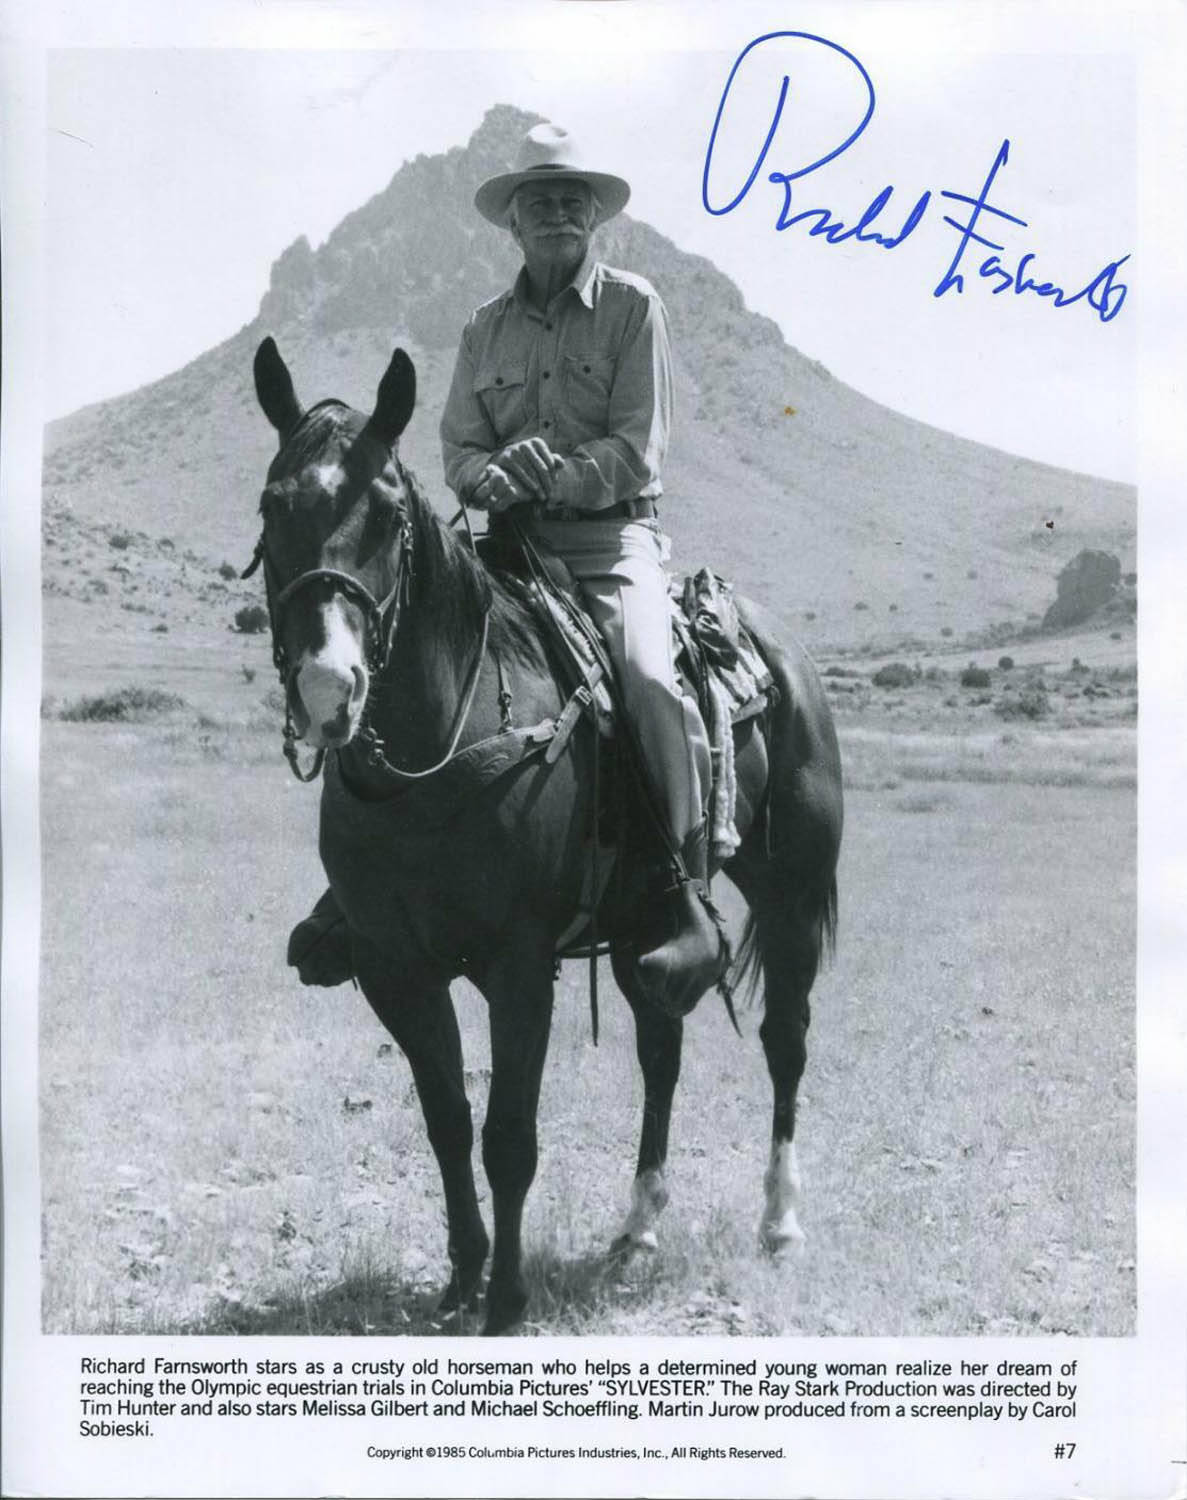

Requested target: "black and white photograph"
[{"left": 2, "top": 2, "right": 1183, "bottom": 1496}]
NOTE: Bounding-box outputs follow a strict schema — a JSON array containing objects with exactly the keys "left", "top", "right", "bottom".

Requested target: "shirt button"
[
  {"left": 495, "top": 376, "right": 504, "bottom": 386},
  {"left": 543, "top": 420, "right": 551, "bottom": 429},
  {"left": 545, "top": 322, "right": 553, "bottom": 331},
  {"left": 543, "top": 370, "right": 551, "bottom": 379},
  {"left": 583, "top": 364, "right": 591, "bottom": 373}
]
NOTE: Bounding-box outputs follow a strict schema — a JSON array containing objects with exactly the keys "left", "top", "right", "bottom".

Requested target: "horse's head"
[{"left": 251, "top": 337, "right": 417, "bottom": 749}]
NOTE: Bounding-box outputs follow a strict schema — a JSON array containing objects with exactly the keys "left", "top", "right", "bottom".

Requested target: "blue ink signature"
[{"left": 702, "top": 31, "right": 1129, "bottom": 323}]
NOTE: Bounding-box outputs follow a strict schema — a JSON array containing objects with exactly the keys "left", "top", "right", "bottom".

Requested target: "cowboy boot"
[
  {"left": 286, "top": 887, "right": 354, "bottom": 986},
  {"left": 633, "top": 825, "right": 728, "bottom": 1017}
]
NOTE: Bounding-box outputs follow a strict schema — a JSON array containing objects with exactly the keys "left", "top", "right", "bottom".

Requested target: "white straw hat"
[{"left": 474, "top": 122, "right": 630, "bottom": 228}]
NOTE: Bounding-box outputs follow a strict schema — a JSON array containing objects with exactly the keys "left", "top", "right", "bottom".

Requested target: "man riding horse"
[{"left": 290, "top": 122, "right": 726, "bottom": 1012}]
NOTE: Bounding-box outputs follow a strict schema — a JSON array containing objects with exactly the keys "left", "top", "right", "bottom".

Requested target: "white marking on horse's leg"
[
  {"left": 296, "top": 599, "right": 368, "bottom": 746},
  {"left": 613, "top": 1167, "right": 669, "bottom": 1252},
  {"left": 759, "top": 1140, "right": 806, "bottom": 1253}
]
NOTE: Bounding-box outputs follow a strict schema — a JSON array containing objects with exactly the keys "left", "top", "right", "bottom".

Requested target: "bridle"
[
  {"left": 241, "top": 516, "right": 414, "bottom": 782},
  {"left": 242, "top": 478, "right": 491, "bottom": 787}
]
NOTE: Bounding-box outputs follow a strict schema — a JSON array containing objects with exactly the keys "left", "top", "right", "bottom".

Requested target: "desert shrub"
[
  {"left": 233, "top": 604, "right": 270, "bottom": 634},
  {"left": 967, "top": 569, "right": 979, "bottom": 579},
  {"left": 1110, "top": 631, "right": 1121, "bottom": 641},
  {"left": 109, "top": 532, "right": 132, "bottom": 551},
  {"left": 995, "top": 685, "right": 1049, "bottom": 720},
  {"left": 923, "top": 571, "right": 934, "bottom": 580},
  {"left": 803, "top": 610, "right": 816, "bottom": 622},
  {"left": 823, "top": 665, "right": 861, "bottom": 679},
  {"left": 152, "top": 623, "right": 169, "bottom": 633},
  {"left": 961, "top": 665, "right": 991, "bottom": 688},
  {"left": 873, "top": 661, "right": 915, "bottom": 688},
  {"left": 218, "top": 562, "right": 238, "bottom": 581},
  {"left": 854, "top": 601, "right": 869, "bottom": 611},
  {"left": 57, "top": 686, "right": 186, "bottom": 723},
  {"left": 998, "top": 655, "right": 1015, "bottom": 670},
  {"left": 940, "top": 626, "right": 954, "bottom": 638},
  {"left": 888, "top": 603, "right": 898, "bottom": 612}
]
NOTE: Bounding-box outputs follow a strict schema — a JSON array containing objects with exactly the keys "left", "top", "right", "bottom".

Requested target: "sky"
[{"left": 38, "top": 5, "right": 1142, "bottom": 481}]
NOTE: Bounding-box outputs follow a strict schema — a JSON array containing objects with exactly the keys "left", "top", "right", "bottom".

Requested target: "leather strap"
[{"left": 532, "top": 497, "right": 657, "bottom": 523}]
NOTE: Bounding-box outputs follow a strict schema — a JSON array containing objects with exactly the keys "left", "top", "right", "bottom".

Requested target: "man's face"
[{"left": 510, "top": 179, "right": 595, "bottom": 271}]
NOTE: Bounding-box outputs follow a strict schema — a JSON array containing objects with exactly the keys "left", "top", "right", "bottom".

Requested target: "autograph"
[{"left": 702, "top": 31, "right": 1129, "bottom": 323}]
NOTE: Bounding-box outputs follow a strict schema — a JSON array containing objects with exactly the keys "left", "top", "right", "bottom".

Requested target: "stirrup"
[{"left": 287, "top": 891, "right": 354, "bottom": 988}]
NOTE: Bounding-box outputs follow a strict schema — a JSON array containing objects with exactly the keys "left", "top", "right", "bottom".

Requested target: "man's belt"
[{"left": 533, "top": 497, "right": 657, "bottom": 522}]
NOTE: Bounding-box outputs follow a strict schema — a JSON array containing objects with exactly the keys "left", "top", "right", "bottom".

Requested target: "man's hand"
[
  {"left": 494, "top": 438, "right": 564, "bottom": 499},
  {"left": 473, "top": 464, "right": 532, "bottom": 514}
]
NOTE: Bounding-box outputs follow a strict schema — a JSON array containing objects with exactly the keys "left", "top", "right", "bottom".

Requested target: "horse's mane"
[{"left": 400, "top": 464, "right": 547, "bottom": 671}]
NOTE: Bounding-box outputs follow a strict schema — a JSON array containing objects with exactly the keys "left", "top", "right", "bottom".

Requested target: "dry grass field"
[{"left": 39, "top": 639, "right": 1136, "bottom": 1338}]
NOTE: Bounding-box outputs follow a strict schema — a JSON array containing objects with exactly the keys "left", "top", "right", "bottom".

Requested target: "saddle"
[{"left": 481, "top": 529, "right": 774, "bottom": 863}]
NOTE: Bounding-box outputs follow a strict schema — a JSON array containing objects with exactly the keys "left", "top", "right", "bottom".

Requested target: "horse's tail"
[
  {"left": 727, "top": 874, "right": 838, "bottom": 1006},
  {"left": 727, "top": 910, "right": 765, "bottom": 1003}
]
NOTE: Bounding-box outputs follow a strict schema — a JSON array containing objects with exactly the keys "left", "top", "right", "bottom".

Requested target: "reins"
[
  {"left": 353, "top": 608, "right": 490, "bottom": 781},
  {"left": 345, "top": 501, "right": 491, "bottom": 782}
]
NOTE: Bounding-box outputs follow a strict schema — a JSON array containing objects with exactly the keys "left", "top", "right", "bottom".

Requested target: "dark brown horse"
[{"left": 250, "top": 337, "right": 843, "bottom": 1335}]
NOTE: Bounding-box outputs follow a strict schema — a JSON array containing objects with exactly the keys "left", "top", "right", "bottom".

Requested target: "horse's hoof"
[
  {"left": 437, "top": 1272, "right": 484, "bottom": 1316},
  {"left": 759, "top": 1218, "right": 806, "bottom": 1257},
  {"left": 608, "top": 1230, "right": 658, "bottom": 1264},
  {"left": 481, "top": 1289, "right": 527, "bottom": 1336}
]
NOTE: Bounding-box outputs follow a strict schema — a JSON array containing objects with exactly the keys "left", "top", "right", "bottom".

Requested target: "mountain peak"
[
  {"left": 465, "top": 103, "right": 547, "bottom": 166},
  {"left": 256, "top": 104, "right": 552, "bottom": 341}
]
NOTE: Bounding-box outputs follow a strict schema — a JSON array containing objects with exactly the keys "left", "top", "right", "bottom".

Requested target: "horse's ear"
[
  {"left": 253, "top": 337, "right": 303, "bottom": 437},
  {"left": 368, "top": 348, "right": 416, "bottom": 447}
]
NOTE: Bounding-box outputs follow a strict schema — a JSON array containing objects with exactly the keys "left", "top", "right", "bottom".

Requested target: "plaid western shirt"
[{"left": 440, "top": 255, "right": 673, "bottom": 512}]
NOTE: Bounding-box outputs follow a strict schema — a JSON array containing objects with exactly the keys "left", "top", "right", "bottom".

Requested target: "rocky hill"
[{"left": 42, "top": 104, "right": 1135, "bottom": 649}]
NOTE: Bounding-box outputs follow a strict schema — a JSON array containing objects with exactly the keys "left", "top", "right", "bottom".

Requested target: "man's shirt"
[{"left": 440, "top": 255, "right": 673, "bottom": 511}]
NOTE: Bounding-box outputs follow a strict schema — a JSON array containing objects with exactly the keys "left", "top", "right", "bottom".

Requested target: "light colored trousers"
[{"left": 527, "top": 516, "right": 711, "bottom": 844}]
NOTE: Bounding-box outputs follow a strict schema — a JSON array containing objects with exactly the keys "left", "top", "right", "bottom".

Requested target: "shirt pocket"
[
  {"left": 473, "top": 359, "right": 530, "bottom": 439},
  {"left": 562, "top": 353, "right": 616, "bottom": 430}
]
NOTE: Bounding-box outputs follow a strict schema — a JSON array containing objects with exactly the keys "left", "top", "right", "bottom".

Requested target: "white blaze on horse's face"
[
  {"left": 294, "top": 597, "right": 369, "bottom": 749},
  {"left": 277, "top": 452, "right": 392, "bottom": 751}
]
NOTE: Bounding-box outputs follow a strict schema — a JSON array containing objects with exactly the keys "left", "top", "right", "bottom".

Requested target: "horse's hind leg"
[
  {"left": 352, "top": 949, "right": 489, "bottom": 1314},
  {"left": 729, "top": 611, "right": 842, "bottom": 1255},
  {"left": 729, "top": 877, "right": 822, "bottom": 1254},
  {"left": 609, "top": 949, "right": 682, "bottom": 1256}
]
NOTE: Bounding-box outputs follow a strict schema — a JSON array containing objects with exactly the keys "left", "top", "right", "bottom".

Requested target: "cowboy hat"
[{"left": 474, "top": 123, "right": 630, "bottom": 228}]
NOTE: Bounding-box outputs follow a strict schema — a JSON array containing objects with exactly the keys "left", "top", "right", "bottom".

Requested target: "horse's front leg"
[
  {"left": 610, "top": 948, "right": 682, "bottom": 1257},
  {"left": 474, "top": 929, "right": 555, "bottom": 1336},
  {"left": 352, "top": 942, "right": 489, "bottom": 1315}
]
